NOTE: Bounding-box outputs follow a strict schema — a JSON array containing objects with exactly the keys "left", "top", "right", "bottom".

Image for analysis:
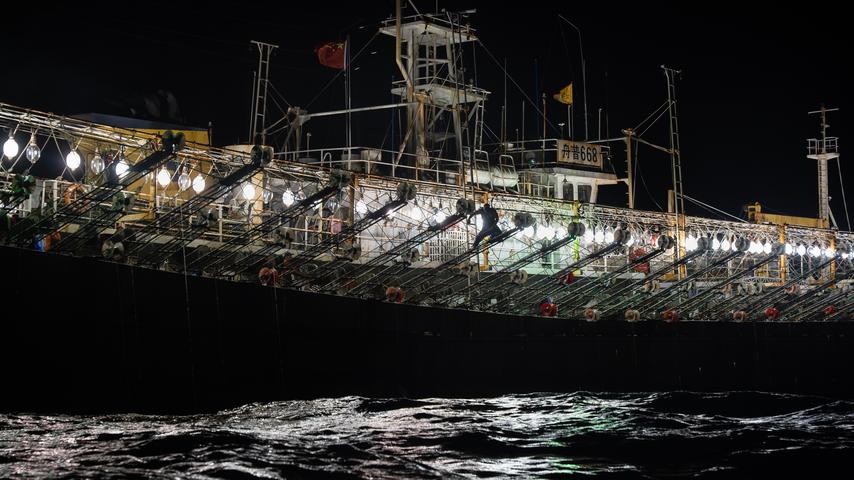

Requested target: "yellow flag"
[{"left": 553, "top": 83, "right": 573, "bottom": 105}]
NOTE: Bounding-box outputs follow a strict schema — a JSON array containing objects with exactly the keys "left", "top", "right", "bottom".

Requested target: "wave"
[{"left": 2, "top": 392, "right": 853, "bottom": 478}]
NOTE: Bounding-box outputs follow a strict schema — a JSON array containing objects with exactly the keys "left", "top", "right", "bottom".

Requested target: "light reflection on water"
[{"left": 1, "top": 392, "right": 853, "bottom": 478}]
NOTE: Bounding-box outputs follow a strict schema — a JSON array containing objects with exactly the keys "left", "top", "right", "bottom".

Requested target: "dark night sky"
[{"left": 3, "top": 1, "right": 849, "bottom": 227}]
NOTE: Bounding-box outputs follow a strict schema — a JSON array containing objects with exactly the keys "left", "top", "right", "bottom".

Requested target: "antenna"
[{"left": 807, "top": 105, "right": 841, "bottom": 228}]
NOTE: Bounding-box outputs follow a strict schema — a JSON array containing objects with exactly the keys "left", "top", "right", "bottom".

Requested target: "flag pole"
[
  {"left": 345, "top": 35, "right": 352, "bottom": 154},
  {"left": 567, "top": 104, "right": 572, "bottom": 140}
]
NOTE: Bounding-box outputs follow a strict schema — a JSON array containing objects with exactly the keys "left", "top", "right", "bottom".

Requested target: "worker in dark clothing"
[{"left": 473, "top": 203, "right": 501, "bottom": 247}]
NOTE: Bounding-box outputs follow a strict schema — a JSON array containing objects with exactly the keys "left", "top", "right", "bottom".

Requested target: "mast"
[
  {"left": 380, "top": 5, "right": 487, "bottom": 179},
  {"left": 662, "top": 65, "right": 685, "bottom": 279},
  {"left": 807, "top": 105, "right": 840, "bottom": 228}
]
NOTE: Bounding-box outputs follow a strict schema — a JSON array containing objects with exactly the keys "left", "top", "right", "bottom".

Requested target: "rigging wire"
[
  {"left": 305, "top": 30, "right": 381, "bottom": 110},
  {"left": 634, "top": 158, "right": 664, "bottom": 212},
  {"left": 836, "top": 156, "right": 851, "bottom": 231},
  {"left": 681, "top": 194, "right": 748, "bottom": 223},
  {"left": 638, "top": 104, "right": 671, "bottom": 138},
  {"left": 267, "top": 82, "right": 292, "bottom": 109},
  {"left": 633, "top": 100, "right": 669, "bottom": 132},
  {"left": 475, "top": 39, "right": 560, "bottom": 136}
]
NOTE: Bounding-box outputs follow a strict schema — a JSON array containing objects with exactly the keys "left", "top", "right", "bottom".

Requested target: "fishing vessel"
[{"left": 1, "top": 3, "right": 852, "bottom": 412}]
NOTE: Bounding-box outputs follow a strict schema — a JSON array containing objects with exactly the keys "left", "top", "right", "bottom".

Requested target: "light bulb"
[
  {"left": 555, "top": 225, "right": 568, "bottom": 239},
  {"left": 763, "top": 242, "right": 772, "bottom": 255},
  {"left": 785, "top": 243, "right": 794, "bottom": 256},
  {"left": 262, "top": 189, "right": 273, "bottom": 204},
  {"left": 115, "top": 159, "right": 129, "bottom": 178},
  {"left": 824, "top": 247, "right": 835, "bottom": 258},
  {"left": 178, "top": 170, "right": 191, "bottom": 191},
  {"left": 583, "top": 228, "right": 595, "bottom": 245},
  {"left": 156, "top": 167, "right": 171, "bottom": 187},
  {"left": 541, "top": 225, "right": 555, "bottom": 240},
  {"left": 242, "top": 183, "right": 256, "bottom": 200},
  {"left": 192, "top": 174, "right": 206, "bottom": 193},
  {"left": 282, "top": 189, "right": 295, "bottom": 207},
  {"left": 410, "top": 205, "right": 423, "bottom": 221},
  {"left": 809, "top": 245, "right": 821, "bottom": 258},
  {"left": 797, "top": 244, "right": 806, "bottom": 256},
  {"left": 522, "top": 225, "right": 535, "bottom": 238},
  {"left": 3, "top": 136, "right": 19, "bottom": 159},
  {"left": 25, "top": 141, "right": 40, "bottom": 163},
  {"left": 685, "top": 235, "right": 698, "bottom": 252},
  {"left": 721, "top": 238, "right": 731, "bottom": 251},
  {"left": 90, "top": 152, "right": 105, "bottom": 175},
  {"left": 712, "top": 238, "right": 721, "bottom": 251},
  {"left": 434, "top": 210, "right": 447, "bottom": 223},
  {"left": 604, "top": 228, "right": 615, "bottom": 244},
  {"left": 625, "top": 234, "right": 635, "bottom": 247},
  {"left": 594, "top": 229, "right": 605, "bottom": 244},
  {"left": 65, "top": 150, "right": 81, "bottom": 170},
  {"left": 355, "top": 200, "right": 368, "bottom": 215}
]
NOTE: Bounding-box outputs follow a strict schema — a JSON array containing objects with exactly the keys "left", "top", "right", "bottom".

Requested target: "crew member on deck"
[{"left": 472, "top": 203, "right": 501, "bottom": 247}]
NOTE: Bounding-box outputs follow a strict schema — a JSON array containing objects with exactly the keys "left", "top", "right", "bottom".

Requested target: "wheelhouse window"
[
  {"left": 562, "top": 180, "right": 574, "bottom": 201},
  {"left": 578, "top": 184, "right": 592, "bottom": 203}
]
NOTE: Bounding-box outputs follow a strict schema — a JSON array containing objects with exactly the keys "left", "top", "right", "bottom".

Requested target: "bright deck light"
[
  {"left": 242, "top": 183, "right": 256, "bottom": 200},
  {"left": 65, "top": 150, "right": 81, "bottom": 170},
  {"left": 3, "top": 136, "right": 19, "bottom": 159},
  {"left": 192, "top": 174, "right": 206, "bottom": 193},
  {"left": 156, "top": 167, "right": 171, "bottom": 187}
]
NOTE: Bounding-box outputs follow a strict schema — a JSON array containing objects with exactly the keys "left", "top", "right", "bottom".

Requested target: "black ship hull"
[{"left": 2, "top": 245, "right": 852, "bottom": 413}]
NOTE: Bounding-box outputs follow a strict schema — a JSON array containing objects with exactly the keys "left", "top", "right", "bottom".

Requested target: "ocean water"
[{"left": 1, "top": 392, "right": 853, "bottom": 479}]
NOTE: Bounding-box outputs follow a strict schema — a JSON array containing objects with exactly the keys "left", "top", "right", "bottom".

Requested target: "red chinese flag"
[{"left": 315, "top": 41, "right": 345, "bottom": 69}]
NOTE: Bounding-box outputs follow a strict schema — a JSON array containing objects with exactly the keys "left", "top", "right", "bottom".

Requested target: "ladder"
[
  {"left": 250, "top": 41, "right": 278, "bottom": 144},
  {"left": 497, "top": 154, "right": 518, "bottom": 193},
  {"left": 473, "top": 149, "right": 492, "bottom": 189},
  {"left": 473, "top": 101, "right": 486, "bottom": 153}
]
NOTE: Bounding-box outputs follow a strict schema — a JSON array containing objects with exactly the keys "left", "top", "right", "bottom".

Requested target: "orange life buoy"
[
  {"left": 823, "top": 305, "right": 837, "bottom": 316},
  {"left": 624, "top": 309, "right": 641, "bottom": 322},
  {"left": 662, "top": 309, "right": 679, "bottom": 323},
  {"left": 764, "top": 307, "right": 780, "bottom": 320},
  {"left": 732, "top": 310, "right": 747, "bottom": 322},
  {"left": 63, "top": 184, "right": 89, "bottom": 209}
]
